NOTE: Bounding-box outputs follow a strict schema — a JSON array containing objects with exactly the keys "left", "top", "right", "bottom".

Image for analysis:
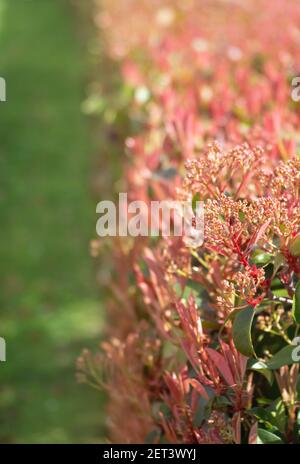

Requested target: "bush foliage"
[{"left": 79, "top": 0, "right": 300, "bottom": 444}]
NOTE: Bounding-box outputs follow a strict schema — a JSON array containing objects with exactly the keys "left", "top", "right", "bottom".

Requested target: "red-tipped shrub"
[{"left": 79, "top": 0, "right": 300, "bottom": 443}]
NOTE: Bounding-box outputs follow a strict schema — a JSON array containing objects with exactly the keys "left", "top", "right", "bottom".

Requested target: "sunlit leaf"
[
  {"left": 257, "top": 428, "right": 283, "bottom": 444},
  {"left": 248, "top": 360, "right": 273, "bottom": 384},
  {"left": 251, "top": 250, "right": 272, "bottom": 266},
  {"left": 232, "top": 306, "right": 256, "bottom": 357}
]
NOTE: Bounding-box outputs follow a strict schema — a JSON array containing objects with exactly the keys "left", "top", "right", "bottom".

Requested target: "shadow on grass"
[{"left": 0, "top": 0, "right": 106, "bottom": 443}]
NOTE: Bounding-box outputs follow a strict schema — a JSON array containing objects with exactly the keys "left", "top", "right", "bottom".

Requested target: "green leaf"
[
  {"left": 193, "top": 396, "right": 208, "bottom": 428},
  {"left": 214, "top": 396, "right": 232, "bottom": 408},
  {"left": 265, "top": 344, "right": 296, "bottom": 370},
  {"left": 232, "top": 306, "right": 256, "bottom": 357},
  {"left": 251, "top": 250, "right": 272, "bottom": 266},
  {"left": 272, "top": 288, "right": 289, "bottom": 298},
  {"left": 238, "top": 210, "right": 246, "bottom": 222},
  {"left": 219, "top": 305, "right": 246, "bottom": 336},
  {"left": 273, "top": 253, "right": 285, "bottom": 275},
  {"left": 252, "top": 400, "right": 287, "bottom": 435},
  {"left": 257, "top": 428, "right": 283, "bottom": 444},
  {"left": 268, "top": 399, "right": 286, "bottom": 434},
  {"left": 248, "top": 360, "right": 273, "bottom": 384},
  {"left": 162, "top": 341, "right": 178, "bottom": 358},
  {"left": 192, "top": 192, "right": 201, "bottom": 213},
  {"left": 292, "top": 280, "right": 300, "bottom": 324},
  {"left": 202, "top": 320, "right": 220, "bottom": 331},
  {"left": 192, "top": 385, "right": 215, "bottom": 428},
  {"left": 181, "top": 279, "right": 202, "bottom": 306}
]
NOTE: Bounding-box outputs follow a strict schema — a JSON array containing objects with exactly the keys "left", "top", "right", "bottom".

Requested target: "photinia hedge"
[{"left": 78, "top": 0, "right": 300, "bottom": 444}]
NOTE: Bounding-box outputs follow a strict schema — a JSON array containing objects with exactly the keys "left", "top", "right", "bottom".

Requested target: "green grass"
[{"left": 0, "top": 0, "right": 105, "bottom": 443}]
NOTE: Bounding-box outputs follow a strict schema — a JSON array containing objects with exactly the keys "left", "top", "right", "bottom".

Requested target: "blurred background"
[{"left": 0, "top": 0, "right": 111, "bottom": 443}]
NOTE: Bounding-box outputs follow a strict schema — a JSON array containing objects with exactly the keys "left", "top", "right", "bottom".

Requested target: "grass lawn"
[{"left": 0, "top": 0, "right": 105, "bottom": 443}]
